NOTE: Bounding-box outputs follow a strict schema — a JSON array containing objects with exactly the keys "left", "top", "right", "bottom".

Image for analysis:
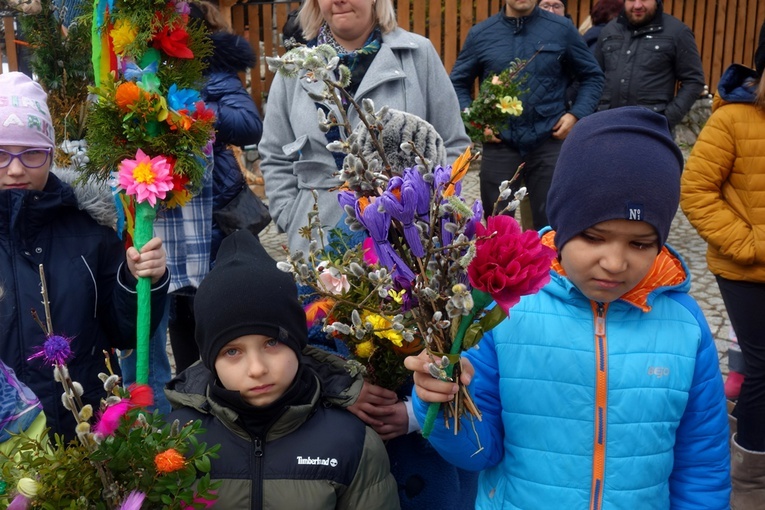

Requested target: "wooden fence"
[
  {"left": 231, "top": 0, "right": 765, "bottom": 114},
  {"left": 0, "top": 1, "right": 761, "bottom": 113}
]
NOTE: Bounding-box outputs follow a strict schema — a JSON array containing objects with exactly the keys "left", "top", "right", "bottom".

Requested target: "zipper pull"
[
  {"left": 595, "top": 303, "right": 606, "bottom": 337},
  {"left": 254, "top": 438, "right": 263, "bottom": 457}
]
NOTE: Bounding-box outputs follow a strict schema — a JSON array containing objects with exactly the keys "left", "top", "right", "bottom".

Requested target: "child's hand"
[
  {"left": 404, "top": 350, "right": 474, "bottom": 404},
  {"left": 348, "top": 382, "right": 398, "bottom": 427},
  {"left": 126, "top": 236, "right": 167, "bottom": 284}
]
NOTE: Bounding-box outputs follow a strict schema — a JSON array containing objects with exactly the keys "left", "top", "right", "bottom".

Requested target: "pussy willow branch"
[
  {"left": 327, "top": 78, "right": 393, "bottom": 176},
  {"left": 38, "top": 264, "right": 53, "bottom": 335}
]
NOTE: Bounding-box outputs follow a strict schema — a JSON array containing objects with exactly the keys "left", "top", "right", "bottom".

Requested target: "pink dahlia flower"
[{"left": 117, "top": 149, "right": 174, "bottom": 207}]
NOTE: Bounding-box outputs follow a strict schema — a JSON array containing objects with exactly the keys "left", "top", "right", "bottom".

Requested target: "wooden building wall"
[{"left": 231, "top": 0, "right": 765, "bottom": 113}]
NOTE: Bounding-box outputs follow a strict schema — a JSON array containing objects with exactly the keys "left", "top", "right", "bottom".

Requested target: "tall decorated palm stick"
[{"left": 86, "top": 0, "right": 215, "bottom": 384}]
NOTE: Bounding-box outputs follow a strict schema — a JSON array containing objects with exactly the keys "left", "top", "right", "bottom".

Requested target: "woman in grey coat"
[{"left": 259, "top": 0, "right": 469, "bottom": 255}]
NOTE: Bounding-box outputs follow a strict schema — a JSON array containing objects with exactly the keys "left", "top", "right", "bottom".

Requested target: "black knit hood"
[{"left": 205, "top": 31, "right": 256, "bottom": 76}]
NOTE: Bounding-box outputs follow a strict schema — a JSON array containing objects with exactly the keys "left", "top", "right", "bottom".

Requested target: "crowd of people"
[{"left": 1, "top": 0, "right": 764, "bottom": 508}]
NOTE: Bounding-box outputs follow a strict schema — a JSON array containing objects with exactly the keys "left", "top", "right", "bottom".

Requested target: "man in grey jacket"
[{"left": 594, "top": 0, "right": 705, "bottom": 130}]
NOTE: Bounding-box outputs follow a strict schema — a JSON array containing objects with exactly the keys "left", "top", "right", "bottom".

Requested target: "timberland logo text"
[{"left": 296, "top": 456, "right": 338, "bottom": 467}]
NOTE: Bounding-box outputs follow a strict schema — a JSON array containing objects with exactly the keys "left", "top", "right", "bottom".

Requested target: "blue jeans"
[{"left": 119, "top": 297, "right": 172, "bottom": 415}]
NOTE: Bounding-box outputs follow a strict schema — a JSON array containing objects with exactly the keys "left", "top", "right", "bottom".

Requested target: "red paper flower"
[
  {"left": 127, "top": 383, "right": 154, "bottom": 408},
  {"left": 467, "top": 215, "right": 556, "bottom": 314},
  {"left": 152, "top": 22, "right": 194, "bottom": 59},
  {"left": 192, "top": 100, "right": 215, "bottom": 123}
]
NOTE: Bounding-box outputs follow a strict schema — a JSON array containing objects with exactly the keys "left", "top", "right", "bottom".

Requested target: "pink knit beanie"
[{"left": 0, "top": 72, "right": 55, "bottom": 149}]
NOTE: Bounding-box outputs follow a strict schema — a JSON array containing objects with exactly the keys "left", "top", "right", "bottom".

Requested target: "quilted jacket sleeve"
[
  {"left": 412, "top": 330, "right": 505, "bottom": 472},
  {"left": 205, "top": 73, "right": 263, "bottom": 148},
  {"left": 337, "top": 426, "right": 400, "bottom": 510},
  {"left": 681, "top": 107, "right": 761, "bottom": 266},
  {"left": 668, "top": 293, "right": 730, "bottom": 509}
]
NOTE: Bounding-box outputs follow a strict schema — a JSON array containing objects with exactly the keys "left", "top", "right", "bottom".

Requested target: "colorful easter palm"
[{"left": 85, "top": 0, "right": 215, "bottom": 384}]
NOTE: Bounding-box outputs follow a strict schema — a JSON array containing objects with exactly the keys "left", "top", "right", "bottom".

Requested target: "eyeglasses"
[
  {"left": 0, "top": 148, "right": 51, "bottom": 169},
  {"left": 539, "top": 2, "right": 566, "bottom": 12}
]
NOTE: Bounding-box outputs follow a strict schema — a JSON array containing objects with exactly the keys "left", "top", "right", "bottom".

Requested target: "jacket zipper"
[
  {"left": 252, "top": 436, "right": 264, "bottom": 510},
  {"left": 589, "top": 302, "right": 608, "bottom": 510}
]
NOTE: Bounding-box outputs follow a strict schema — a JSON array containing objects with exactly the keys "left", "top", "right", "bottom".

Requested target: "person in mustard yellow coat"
[{"left": 680, "top": 22, "right": 765, "bottom": 510}]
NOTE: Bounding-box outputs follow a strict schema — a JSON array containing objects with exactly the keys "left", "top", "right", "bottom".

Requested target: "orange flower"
[
  {"left": 115, "top": 82, "right": 147, "bottom": 111},
  {"left": 443, "top": 147, "right": 473, "bottom": 197},
  {"left": 154, "top": 448, "right": 186, "bottom": 474}
]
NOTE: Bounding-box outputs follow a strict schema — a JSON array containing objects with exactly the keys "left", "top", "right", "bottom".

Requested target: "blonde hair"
[
  {"left": 190, "top": 1, "right": 232, "bottom": 33},
  {"left": 299, "top": 0, "right": 397, "bottom": 41}
]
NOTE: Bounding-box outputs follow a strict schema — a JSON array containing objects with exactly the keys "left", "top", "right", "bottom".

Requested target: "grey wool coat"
[{"left": 259, "top": 28, "right": 470, "bottom": 254}]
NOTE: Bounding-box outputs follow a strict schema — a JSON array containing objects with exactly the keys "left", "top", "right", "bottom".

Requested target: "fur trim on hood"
[
  {"left": 51, "top": 166, "right": 117, "bottom": 228},
  {"left": 205, "top": 32, "right": 256, "bottom": 75}
]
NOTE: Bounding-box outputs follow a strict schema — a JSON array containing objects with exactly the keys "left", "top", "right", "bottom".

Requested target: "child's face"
[
  {"left": 0, "top": 145, "right": 51, "bottom": 191},
  {"left": 215, "top": 334, "right": 299, "bottom": 407},
  {"left": 559, "top": 219, "right": 661, "bottom": 303}
]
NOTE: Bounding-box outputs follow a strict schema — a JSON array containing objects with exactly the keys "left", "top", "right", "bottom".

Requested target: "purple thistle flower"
[
  {"left": 28, "top": 335, "right": 74, "bottom": 366},
  {"left": 379, "top": 176, "right": 425, "bottom": 257},
  {"left": 355, "top": 197, "right": 415, "bottom": 283}
]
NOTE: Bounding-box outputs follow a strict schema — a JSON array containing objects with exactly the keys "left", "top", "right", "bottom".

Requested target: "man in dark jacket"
[
  {"left": 450, "top": 0, "right": 604, "bottom": 230},
  {"left": 594, "top": 0, "right": 705, "bottom": 130}
]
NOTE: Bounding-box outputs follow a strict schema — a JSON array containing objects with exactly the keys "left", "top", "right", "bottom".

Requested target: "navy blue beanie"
[
  {"left": 546, "top": 107, "right": 683, "bottom": 250},
  {"left": 194, "top": 229, "right": 307, "bottom": 373}
]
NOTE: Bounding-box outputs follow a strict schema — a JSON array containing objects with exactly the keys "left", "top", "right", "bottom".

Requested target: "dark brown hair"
[{"left": 591, "top": 0, "right": 624, "bottom": 26}]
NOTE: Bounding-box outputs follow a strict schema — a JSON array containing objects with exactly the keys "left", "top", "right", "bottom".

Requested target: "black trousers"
[
  {"left": 478, "top": 138, "right": 563, "bottom": 230},
  {"left": 168, "top": 293, "right": 200, "bottom": 374},
  {"left": 717, "top": 275, "right": 765, "bottom": 451}
]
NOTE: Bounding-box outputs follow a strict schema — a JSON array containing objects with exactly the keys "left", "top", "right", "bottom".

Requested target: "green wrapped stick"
[{"left": 132, "top": 201, "right": 157, "bottom": 385}]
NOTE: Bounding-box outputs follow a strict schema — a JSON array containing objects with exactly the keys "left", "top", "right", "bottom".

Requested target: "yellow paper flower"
[
  {"left": 497, "top": 96, "right": 523, "bottom": 116},
  {"left": 362, "top": 311, "right": 403, "bottom": 347},
  {"left": 355, "top": 340, "right": 376, "bottom": 358},
  {"left": 111, "top": 20, "right": 138, "bottom": 56},
  {"left": 165, "top": 189, "right": 192, "bottom": 208}
]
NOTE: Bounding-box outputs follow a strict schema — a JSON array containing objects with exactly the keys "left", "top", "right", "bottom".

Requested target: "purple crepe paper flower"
[
  {"left": 27, "top": 335, "right": 73, "bottom": 366},
  {"left": 464, "top": 199, "right": 484, "bottom": 240},
  {"left": 119, "top": 491, "right": 146, "bottom": 510},
  {"left": 432, "top": 165, "right": 461, "bottom": 198},
  {"left": 379, "top": 175, "right": 425, "bottom": 257},
  {"left": 8, "top": 494, "right": 30, "bottom": 510},
  {"left": 404, "top": 168, "right": 431, "bottom": 217},
  {"left": 337, "top": 190, "right": 356, "bottom": 211},
  {"left": 355, "top": 196, "right": 415, "bottom": 283}
]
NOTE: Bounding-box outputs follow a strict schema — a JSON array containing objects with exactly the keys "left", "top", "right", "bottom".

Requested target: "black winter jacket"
[
  {"left": 203, "top": 31, "right": 263, "bottom": 261},
  {"left": 594, "top": 2, "right": 705, "bottom": 128},
  {"left": 0, "top": 171, "right": 168, "bottom": 437},
  {"left": 166, "top": 349, "right": 399, "bottom": 510}
]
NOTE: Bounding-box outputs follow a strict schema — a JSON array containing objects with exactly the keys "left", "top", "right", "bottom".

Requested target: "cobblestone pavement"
[{"left": 257, "top": 166, "right": 733, "bottom": 376}]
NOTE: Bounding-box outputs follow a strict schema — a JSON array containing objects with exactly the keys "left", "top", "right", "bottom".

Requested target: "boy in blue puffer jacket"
[{"left": 407, "top": 107, "right": 730, "bottom": 509}]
